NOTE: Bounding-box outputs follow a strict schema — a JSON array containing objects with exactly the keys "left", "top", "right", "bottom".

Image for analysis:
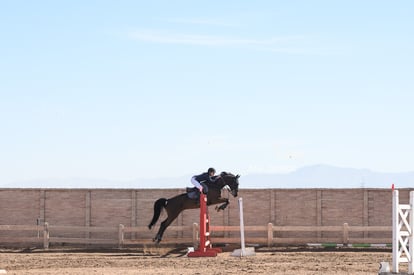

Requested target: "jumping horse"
[{"left": 148, "top": 172, "right": 240, "bottom": 243}]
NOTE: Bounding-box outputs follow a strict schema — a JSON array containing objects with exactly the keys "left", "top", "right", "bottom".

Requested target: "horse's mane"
[
  {"left": 203, "top": 172, "right": 238, "bottom": 191},
  {"left": 220, "top": 171, "right": 235, "bottom": 177},
  {"left": 203, "top": 172, "right": 233, "bottom": 190}
]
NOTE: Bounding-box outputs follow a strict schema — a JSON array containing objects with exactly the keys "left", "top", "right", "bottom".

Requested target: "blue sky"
[{"left": 0, "top": 1, "right": 413, "bottom": 184}]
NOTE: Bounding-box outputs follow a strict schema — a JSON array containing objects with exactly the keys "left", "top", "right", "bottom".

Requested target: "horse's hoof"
[
  {"left": 153, "top": 235, "right": 161, "bottom": 243},
  {"left": 148, "top": 225, "right": 152, "bottom": 230}
]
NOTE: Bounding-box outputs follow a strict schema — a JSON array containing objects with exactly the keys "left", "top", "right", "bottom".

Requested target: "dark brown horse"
[{"left": 148, "top": 172, "right": 240, "bottom": 243}]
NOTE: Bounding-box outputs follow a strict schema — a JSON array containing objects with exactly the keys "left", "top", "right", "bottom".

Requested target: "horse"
[{"left": 148, "top": 172, "right": 240, "bottom": 243}]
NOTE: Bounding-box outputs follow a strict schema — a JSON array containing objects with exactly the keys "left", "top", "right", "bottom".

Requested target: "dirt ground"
[{"left": 0, "top": 247, "right": 394, "bottom": 274}]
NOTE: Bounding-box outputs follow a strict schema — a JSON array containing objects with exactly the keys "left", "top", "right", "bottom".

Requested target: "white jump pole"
[
  {"left": 231, "top": 197, "right": 255, "bottom": 257},
  {"left": 239, "top": 197, "right": 246, "bottom": 253},
  {"left": 392, "top": 189, "right": 399, "bottom": 273}
]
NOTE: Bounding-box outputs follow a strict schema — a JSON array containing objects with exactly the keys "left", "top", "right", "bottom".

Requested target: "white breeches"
[{"left": 191, "top": 177, "right": 202, "bottom": 189}]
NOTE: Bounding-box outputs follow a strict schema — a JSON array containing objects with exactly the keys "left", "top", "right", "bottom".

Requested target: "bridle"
[{"left": 219, "top": 174, "right": 238, "bottom": 197}]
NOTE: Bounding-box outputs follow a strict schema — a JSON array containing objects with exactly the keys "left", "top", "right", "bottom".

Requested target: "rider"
[{"left": 191, "top": 168, "right": 219, "bottom": 195}]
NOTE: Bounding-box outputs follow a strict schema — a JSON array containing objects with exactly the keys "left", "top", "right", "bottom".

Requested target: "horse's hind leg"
[{"left": 153, "top": 212, "right": 180, "bottom": 243}]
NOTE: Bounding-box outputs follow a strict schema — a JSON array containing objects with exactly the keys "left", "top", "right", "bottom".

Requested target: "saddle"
[
  {"left": 186, "top": 187, "right": 198, "bottom": 193},
  {"left": 186, "top": 186, "right": 208, "bottom": 200},
  {"left": 186, "top": 187, "right": 199, "bottom": 199}
]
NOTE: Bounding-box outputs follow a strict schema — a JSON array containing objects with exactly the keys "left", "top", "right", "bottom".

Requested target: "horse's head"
[{"left": 219, "top": 172, "right": 240, "bottom": 197}]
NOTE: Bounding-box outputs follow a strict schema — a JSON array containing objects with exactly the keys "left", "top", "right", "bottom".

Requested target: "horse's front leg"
[{"left": 215, "top": 198, "right": 229, "bottom": 212}]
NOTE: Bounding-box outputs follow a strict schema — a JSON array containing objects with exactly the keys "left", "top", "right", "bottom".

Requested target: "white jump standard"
[
  {"left": 231, "top": 197, "right": 255, "bottom": 257},
  {"left": 391, "top": 189, "right": 414, "bottom": 274}
]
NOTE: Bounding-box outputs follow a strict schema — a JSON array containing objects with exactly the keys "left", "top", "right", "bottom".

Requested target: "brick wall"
[{"left": 0, "top": 188, "right": 411, "bottom": 242}]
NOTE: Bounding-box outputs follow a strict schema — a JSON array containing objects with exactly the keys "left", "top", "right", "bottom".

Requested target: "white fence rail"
[{"left": 0, "top": 223, "right": 392, "bottom": 249}]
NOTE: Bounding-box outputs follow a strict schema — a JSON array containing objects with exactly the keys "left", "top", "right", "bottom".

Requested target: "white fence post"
[
  {"left": 192, "top": 222, "right": 199, "bottom": 248},
  {"left": 267, "top": 223, "right": 273, "bottom": 247},
  {"left": 342, "top": 223, "right": 349, "bottom": 245},
  {"left": 118, "top": 224, "right": 124, "bottom": 248},
  {"left": 43, "top": 222, "right": 49, "bottom": 250}
]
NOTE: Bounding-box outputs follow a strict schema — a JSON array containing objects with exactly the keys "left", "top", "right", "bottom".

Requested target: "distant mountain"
[
  {"left": 1, "top": 176, "right": 191, "bottom": 189},
  {"left": 2, "top": 165, "right": 413, "bottom": 189},
  {"left": 243, "top": 164, "right": 414, "bottom": 189}
]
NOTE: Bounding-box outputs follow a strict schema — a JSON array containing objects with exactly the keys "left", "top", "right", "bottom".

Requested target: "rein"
[
  {"left": 204, "top": 175, "right": 237, "bottom": 198},
  {"left": 217, "top": 176, "right": 233, "bottom": 199}
]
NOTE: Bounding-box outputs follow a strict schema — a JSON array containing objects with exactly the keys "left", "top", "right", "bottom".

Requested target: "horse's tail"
[{"left": 148, "top": 198, "right": 167, "bottom": 230}]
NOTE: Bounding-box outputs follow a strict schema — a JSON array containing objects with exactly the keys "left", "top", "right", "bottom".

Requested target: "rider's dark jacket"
[{"left": 193, "top": 172, "right": 219, "bottom": 184}]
